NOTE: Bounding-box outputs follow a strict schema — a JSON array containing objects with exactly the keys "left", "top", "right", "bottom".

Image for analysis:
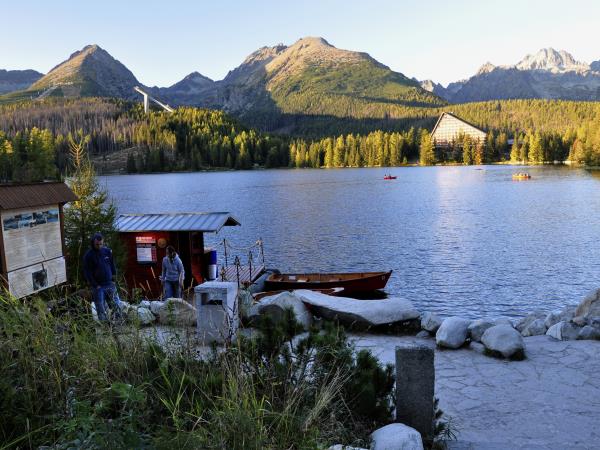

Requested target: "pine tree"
[
  {"left": 333, "top": 136, "right": 345, "bottom": 167},
  {"left": 419, "top": 130, "right": 436, "bottom": 166},
  {"left": 463, "top": 136, "right": 473, "bottom": 165},
  {"left": 510, "top": 135, "right": 520, "bottom": 163},
  {"left": 64, "top": 132, "right": 120, "bottom": 286}
]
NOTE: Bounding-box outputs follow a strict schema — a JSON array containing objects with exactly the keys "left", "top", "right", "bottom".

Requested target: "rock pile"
[
  {"left": 90, "top": 297, "right": 197, "bottom": 326},
  {"left": 250, "top": 286, "right": 600, "bottom": 360}
]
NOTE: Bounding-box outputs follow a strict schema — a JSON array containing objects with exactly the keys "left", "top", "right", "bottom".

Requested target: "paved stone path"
[{"left": 351, "top": 334, "right": 600, "bottom": 450}]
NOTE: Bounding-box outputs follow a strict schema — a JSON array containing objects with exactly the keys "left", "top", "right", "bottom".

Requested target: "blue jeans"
[
  {"left": 93, "top": 282, "right": 123, "bottom": 322},
  {"left": 164, "top": 280, "right": 181, "bottom": 299}
]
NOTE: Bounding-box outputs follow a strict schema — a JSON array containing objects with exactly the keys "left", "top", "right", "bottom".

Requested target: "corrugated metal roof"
[
  {"left": 116, "top": 212, "right": 241, "bottom": 233},
  {"left": 0, "top": 182, "right": 78, "bottom": 210}
]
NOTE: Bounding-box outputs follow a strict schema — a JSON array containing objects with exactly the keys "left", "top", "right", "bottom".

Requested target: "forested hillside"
[{"left": 2, "top": 96, "right": 600, "bottom": 183}]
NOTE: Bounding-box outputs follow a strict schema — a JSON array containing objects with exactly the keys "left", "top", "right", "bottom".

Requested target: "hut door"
[{"left": 174, "top": 232, "right": 192, "bottom": 291}]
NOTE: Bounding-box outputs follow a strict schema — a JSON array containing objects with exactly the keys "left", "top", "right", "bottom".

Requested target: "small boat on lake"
[
  {"left": 512, "top": 172, "right": 531, "bottom": 180},
  {"left": 383, "top": 174, "right": 397, "bottom": 180},
  {"left": 264, "top": 271, "right": 392, "bottom": 293}
]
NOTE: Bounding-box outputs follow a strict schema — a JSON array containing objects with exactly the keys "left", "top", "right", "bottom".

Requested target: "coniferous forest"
[{"left": 2, "top": 97, "right": 600, "bottom": 182}]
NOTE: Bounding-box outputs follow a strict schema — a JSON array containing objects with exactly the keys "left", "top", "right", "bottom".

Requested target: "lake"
[{"left": 101, "top": 165, "right": 600, "bottom": 319}]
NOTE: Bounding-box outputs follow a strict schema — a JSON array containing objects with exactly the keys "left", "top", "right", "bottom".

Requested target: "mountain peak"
[
  {"left": 293, "top": 36, "right": 332, "bottom": 47},
  {"left": 182, "top": 71, "right": 213, "bottom": 82},
  {"left": 515, "top": 48, "right": 585, "bottom": 72},
  {"left": 476, "top": 62, "right": 496, "bottom": 75},
  {"left": 67, "top": 44, "right": 103, "bottom": 60},
  {"left": 31, "top": 44, "right": 139, "bottom": 99}
]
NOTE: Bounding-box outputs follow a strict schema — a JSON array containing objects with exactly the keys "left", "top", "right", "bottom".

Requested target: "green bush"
[{"left": 0, "top": 293, "right": 395, "bottom": 449}]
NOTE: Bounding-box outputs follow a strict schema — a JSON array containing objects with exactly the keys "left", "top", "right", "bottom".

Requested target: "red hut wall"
[{"left": 119, "top": 231, "right": 206, "bottom": 299}]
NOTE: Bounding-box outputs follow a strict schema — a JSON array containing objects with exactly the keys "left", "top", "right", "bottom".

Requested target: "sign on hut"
[{"left": 0, "top": 182, "right": 77, "bottom": 298}]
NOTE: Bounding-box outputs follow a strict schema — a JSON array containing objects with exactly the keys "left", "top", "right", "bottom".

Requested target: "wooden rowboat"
[
  {"left": 252, "top": 287, "right": 344, "bottom": 302},
  {"left": 264, "top": 271, "right": 392, "bottom": 293}
]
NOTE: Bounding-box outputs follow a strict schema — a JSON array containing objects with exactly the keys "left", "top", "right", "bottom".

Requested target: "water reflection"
[{"left": 102, "top": 165, "right": 600, "bottom": 318}]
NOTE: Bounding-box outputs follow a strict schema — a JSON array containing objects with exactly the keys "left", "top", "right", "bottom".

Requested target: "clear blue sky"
[{"left": 2, "top": 0, "right": 599, "bottom": 87}]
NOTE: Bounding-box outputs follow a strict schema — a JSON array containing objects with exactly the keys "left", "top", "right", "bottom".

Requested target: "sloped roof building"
[{"left": 431, "top": 112, "right": 487, "bottom": 148}]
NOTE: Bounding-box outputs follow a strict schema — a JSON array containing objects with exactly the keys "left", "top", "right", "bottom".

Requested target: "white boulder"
[
  {"left": 238, "top": 289, "right": 255, "bottom": 320},
  {"left": 436, "top": 317, "right": 471, "bottom": 349},
  {"left": 545, "top": 306, "right": 576, "bottom": 329},
  {"left": 420, "top": 312, "right": 442, "bottom": 333},
  {"left": 295, "top": 290, "right": 419, "bottom": 327},
  {"left": 119, "top": 300, "right": 131, "bottom": 314},
  {"left": 139, "top": 300, "right": 152, "bottom": 309},
  {"left": 90, "top": 301, "right": 99, "bottom": 322},
  {"left": 521, "top": 318, "right": 547, "bottom": 337},
  {"left": 481, "top": 325, "right": 525, "bottom": 359},
  {"left": 128, "top": 306, "right": 155, "bottom": 325},
  {"left": 149, "top": 300, "right": 165, "bottom": 315},
  {"left": 574, "top": 288, "right": 600, "bottom": 324},
  {"left": 327, "top": 446, "right": 367, "bottom": 450},
  {"left": 256, "top": 291, "right": 313, "bottom": 330},
  {"left": 493, "top": 318, "right": 514, "bottom": 328},
  {"left": 468, "top": 319, "right": 494, "bottom": 343},
  {"left": 370, "top": 423, "right": 423, "bottom": 450},
  {"left": 546, "top": 321, "right": 581, "bottom": 341},
  {"left": 515, "top": 310, "right": 546, "bottom": 333},
  {"left": 577, "top": 325, "right": 600, "bottom": 340},
  {"left": 157, "top": 298, "right": 197, "bottom": 326}
]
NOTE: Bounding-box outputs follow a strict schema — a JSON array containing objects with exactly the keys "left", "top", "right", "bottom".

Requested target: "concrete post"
[
  {"left": 194, "top": 281, "right": 238, "bottom": 343},
  {"left": 395, "top": 344, "right": 435, "bottom": 441}
]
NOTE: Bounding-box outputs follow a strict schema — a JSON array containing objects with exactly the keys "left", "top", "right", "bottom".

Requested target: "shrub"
[{"left": 0, "top": 294, "right": 395, "bottom": 449}]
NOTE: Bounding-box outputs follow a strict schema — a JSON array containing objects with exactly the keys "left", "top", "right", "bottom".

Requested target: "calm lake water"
[{"left": 101, "top": 166, "right": 600, "bottom": 319}]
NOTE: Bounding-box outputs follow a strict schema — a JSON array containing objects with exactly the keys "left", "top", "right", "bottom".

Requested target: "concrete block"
[
  {"left": 194, "top": 281, "right": 239, "bottom": 343},
  {"left": 395, "top": 344, "right": 435, "bottom": 442}
]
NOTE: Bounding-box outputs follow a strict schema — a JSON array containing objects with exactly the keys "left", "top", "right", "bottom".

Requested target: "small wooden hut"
[{"left": 115, "top": 212, "right": 241, "bottom": 299}]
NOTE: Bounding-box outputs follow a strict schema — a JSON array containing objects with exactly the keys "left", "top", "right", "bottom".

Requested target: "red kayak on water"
[{"left": 383, "top": 175, "right": 397, "bottom": 180}]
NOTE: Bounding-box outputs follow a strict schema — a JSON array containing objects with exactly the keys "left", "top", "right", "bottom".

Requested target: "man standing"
[{"left": 83, "top": 232, "right": 122, "bottom": 322}]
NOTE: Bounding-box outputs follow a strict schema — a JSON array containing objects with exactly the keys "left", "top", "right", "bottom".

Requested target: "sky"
[{"left": 2, "top": 0, "right": 599, "bottom": 87}]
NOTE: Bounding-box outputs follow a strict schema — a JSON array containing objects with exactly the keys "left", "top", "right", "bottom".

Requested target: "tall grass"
[{"left": 0, "top": 291, "right": 395, "bottom": 449}]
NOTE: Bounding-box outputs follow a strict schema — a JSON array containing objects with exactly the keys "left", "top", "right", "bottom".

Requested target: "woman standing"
[{"left": 161, "top": 245, "right": 185, "bottom": 298}]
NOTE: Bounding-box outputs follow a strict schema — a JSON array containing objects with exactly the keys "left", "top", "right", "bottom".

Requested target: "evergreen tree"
[
  {"left": 333, "top": 136, "right": 345, "bottom": 167},
  {"left": 463, "top": 136, "right": 473, "bottom": 165},
  {"left": 63, "top": 133, "right": 119, "bottom": 286},
  {"left": 528, "top": 132, "right": 543, "bottom": 163},
  {"left": 419, "top": 130, "right": 436, "bottom": 166},
  {"left": 473, "top": 140, "right": 484, "bottom": 165},
  {"left": 510, "top": 135, "right": 520, "bottom": 163}
]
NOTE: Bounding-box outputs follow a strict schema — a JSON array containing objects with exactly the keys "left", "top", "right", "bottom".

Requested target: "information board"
[
  {"left": 1, "top": 205, "right": 65, "bottom": 298},
  {"left": 7, "top": 257, "right": 67, "bottom": 298},
  {"left": 2, "top": 205, "right": 62, "bottom": 271}
]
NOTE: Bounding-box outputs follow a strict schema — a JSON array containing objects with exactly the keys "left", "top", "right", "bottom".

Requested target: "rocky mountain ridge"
[
  {"left": 425, "top": 48, "right": 600, "bottom": 102},
  {"left": 29, "top": 44, "right": 141, "bottom": 99},
  {"left": 0, "top": 69, "right": 43, "bottom": 94},
  {"left": 4, "top": 43, "right": 600, "bottom": 124}
]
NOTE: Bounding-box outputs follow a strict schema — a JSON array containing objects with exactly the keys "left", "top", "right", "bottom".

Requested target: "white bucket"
[{"left": 208, "top": 264, "right": 217, "bottom": 280}]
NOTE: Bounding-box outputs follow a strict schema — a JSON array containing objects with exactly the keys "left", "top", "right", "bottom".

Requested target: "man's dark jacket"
[{"left": 83, "top": 245, "right": 116, "bottom": 288}]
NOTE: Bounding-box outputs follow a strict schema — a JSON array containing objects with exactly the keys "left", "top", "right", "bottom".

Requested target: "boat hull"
[{"left": 264, "top": 271, "right": 392, "bottom": 293}]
